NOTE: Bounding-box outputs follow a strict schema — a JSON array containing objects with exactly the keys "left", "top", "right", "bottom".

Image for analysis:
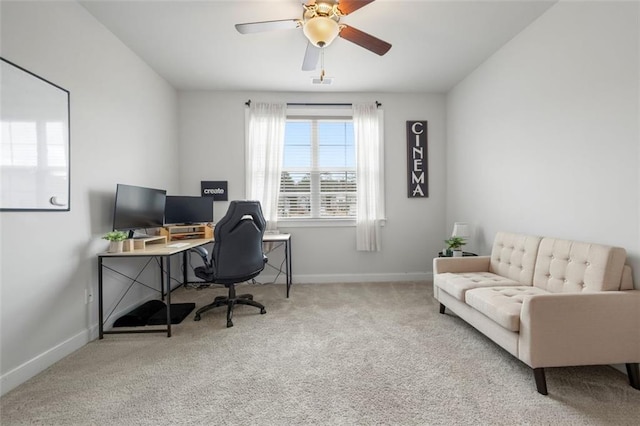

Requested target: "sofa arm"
[
  {"left": 433, "top": 255, "right": 491, "bottom": 275},
  {"left": 519, "top": 290, "right": 640, "bottom": 368}
]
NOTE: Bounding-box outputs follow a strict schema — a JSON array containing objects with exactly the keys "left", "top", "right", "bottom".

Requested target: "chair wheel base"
[{"left": 194, "top": 288, "right": 266, "bottom": 327}]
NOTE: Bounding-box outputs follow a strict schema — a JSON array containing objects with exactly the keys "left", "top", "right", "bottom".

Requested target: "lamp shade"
[
  {"left": 452, "top": 222, "right": 470, "bottom": 238},
  {"left": 303, "top": 16, "right": 340, "bottom": 48}
]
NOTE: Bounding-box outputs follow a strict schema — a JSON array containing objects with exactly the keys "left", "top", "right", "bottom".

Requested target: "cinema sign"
[{"left": 406, "top": 121, "right": 428, "bottom": 198}]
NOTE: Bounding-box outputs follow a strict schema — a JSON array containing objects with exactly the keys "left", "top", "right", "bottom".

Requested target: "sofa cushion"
[
  {"left": 465, "top": 286, "right": 549, "bottom": 332},
  {"left": 533, "top": 238, "right": 627, "bottom": 293},
  {"left": 489, "top": 232, "right": 542, "bottom": 285},
  {"left": 435, "top": 272, "right": 521, "bottom": 302}
]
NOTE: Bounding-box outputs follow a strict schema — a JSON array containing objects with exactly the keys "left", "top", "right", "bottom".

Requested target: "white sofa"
[{"left": 433, "top": 231, "right": 640, "bottom": 394}]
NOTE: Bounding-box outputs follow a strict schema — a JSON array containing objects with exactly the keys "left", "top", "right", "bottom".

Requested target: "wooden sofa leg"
[
  {"left": 439, "top": 303, "right": 446, "bottom": 314},
  {"left": 626, "top": 363, "right": 640, "bottom": 390},
  {"left": 533, "top": 368, "right": 548, "bottom": 395}
]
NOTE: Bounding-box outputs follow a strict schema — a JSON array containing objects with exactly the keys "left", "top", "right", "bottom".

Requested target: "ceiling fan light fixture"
[{"left": 303, "top": 16, "right": 340, "bottom": 48}]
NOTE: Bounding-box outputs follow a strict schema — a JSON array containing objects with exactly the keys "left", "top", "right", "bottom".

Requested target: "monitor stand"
[{"left": 129, "top": 230, "right": 152, "bottom": 239}]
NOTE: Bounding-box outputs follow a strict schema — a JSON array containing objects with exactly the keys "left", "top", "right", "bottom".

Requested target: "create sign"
[
  {"left": 406, "top": 121, "right": 428, "bottom": 198},
  {"left": 201, "top": 181, "right": 228, "bottom": 201}
]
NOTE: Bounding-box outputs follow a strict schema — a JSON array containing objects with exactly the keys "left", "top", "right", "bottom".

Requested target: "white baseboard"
[
  {"left": 1, "top": 329, "right": 90, "bottom": 396},
  {"left": 1, "top": 292, "right": 165, "bottom": 396},
  {"left": 275, "top": 272, "right": 432, "bottom": 284}
]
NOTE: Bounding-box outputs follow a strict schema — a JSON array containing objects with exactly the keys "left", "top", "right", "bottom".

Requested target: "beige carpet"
[{"left": 2, "top": 281, "right": 639, "bottom": 425}]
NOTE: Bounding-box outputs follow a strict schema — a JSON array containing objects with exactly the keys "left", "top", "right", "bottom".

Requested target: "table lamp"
[{"left": 452, "top": 222, "right": 470, "bottom": 240}]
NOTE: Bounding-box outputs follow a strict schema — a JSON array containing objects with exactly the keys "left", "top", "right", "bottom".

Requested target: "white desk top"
[
  {"left": 98, "top": 238, "right": 210, "bottom": 257},
  {"left": 262, "top": 233, "right": 291, "bottom": 242},
  {"left": 98, "top": 233, "right": 290, "bottom": 257}
]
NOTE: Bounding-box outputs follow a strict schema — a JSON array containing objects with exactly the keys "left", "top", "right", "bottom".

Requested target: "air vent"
[{"left": 311, "top": 77, "right": 333, "bottom": 85}]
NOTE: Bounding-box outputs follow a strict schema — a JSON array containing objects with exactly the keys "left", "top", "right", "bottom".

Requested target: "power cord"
[{"left": 253, "top": 257, "right": 286, "bottom": 285}]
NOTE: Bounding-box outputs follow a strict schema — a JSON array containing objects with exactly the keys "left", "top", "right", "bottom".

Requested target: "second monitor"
[{"left": 164, "top": 196, "right": 213, "bottom": 225}]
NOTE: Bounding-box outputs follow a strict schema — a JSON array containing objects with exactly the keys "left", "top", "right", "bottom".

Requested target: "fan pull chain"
[{"left": 320, "top": 47, "right": 326, "bottom": 82}]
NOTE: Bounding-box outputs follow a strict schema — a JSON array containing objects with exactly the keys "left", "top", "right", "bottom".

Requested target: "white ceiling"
[{"left": 80, "top": 0, "right": 556, "bottom": 93}]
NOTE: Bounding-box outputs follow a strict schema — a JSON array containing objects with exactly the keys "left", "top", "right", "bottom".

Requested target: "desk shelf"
[
  {"left": 161, "top": 224, "right": 213, "bottom": 242},
  {"left": 122, "top": 236, "right": 167, "bottom": 252}
]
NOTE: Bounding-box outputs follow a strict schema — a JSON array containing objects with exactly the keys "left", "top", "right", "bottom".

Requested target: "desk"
[
  {"left": 98, "top": 234, "right": 293, "bottom": 338},
  {"left": 98, "top": 238, "right": 210, "bottom": 339},
  {"left": 185, "top": 233, "right": 293, "bottom": 297},
  {"left": 262, "top": 233, "right": 293, "bottom": 298}
]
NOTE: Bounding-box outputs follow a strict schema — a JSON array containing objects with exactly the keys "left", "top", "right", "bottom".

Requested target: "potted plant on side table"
[
  {"left": 103, "top": 231, "right": 129, "bottom": 253},
  {"left": 444, "top": 236, "right": 466, "bottom": 257}
]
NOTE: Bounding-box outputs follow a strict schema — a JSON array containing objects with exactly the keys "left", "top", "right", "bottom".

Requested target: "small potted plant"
[
  {"left": 444, "top": 236, "right": 466, "bottom": 257},
  {"left": 103, "top": 230, "right": 129, "bottom": 253}
]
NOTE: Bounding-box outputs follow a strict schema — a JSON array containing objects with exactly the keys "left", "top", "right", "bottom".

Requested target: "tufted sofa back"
[
  {"left": 532, "top": 238, "right": 627, "bottom": 293},
  {"left": 489, "top": 232, "right": 542, "bottom": 285}
]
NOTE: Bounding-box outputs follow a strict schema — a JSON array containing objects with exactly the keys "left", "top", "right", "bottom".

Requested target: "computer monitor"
[
  {"left": 112, "top": 184, "right": 167, "bottom": 237},
  {"left": 164, "top": 196, "right": 213, "bottom": 225}
]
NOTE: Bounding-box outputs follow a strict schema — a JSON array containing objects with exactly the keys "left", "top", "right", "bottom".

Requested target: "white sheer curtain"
[
  {"left": 245, "top": 102, "right": 286, "bottom": 232},
  {"left": 353, "top": 102, "right": 385, "bottom": 251}
]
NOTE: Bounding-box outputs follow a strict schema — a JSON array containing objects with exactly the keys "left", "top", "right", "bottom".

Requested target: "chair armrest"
[
  {"left": 519, "top": 290, "right": 640, "bottom": 368},
  {"left": 190, "top": 246, "right": 210, "bottom": 268},
  {"left": 433, "top": 256, "right": 491, "bottom": 274}
]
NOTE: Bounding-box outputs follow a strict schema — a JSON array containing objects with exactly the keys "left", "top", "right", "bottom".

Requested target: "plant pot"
[
  {"left": 108, "top": 240, "right": 124, "bottom": 253},
  {"left": 452, "top": 250, "right": 463, "bottom": 257}
]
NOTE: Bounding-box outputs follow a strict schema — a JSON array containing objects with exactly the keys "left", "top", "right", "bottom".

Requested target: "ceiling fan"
[{"left": 235, "top": 0, "right": 392, "bottom": 72}]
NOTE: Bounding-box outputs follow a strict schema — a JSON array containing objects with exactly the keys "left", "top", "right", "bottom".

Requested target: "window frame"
[{"left": 278, "top": 106, "right": 356, "bottom": 227}]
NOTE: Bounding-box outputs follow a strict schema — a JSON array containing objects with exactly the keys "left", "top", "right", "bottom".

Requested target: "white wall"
[
  {"left": 0, "top": 1, "right": 178, "bottom": 394},
  {"left": 446, "top": 0, "right": 640, "bottom": 288},
  {"left": 178, "top": 91, "right": 447, "bottom": 282}
]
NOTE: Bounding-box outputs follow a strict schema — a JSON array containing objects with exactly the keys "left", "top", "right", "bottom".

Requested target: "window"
[{"left": 278, "top": 117, "right": 356, "bottom": 220}]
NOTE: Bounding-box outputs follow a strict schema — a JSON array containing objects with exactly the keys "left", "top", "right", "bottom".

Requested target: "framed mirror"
[{"left": 1, "top": 57, "right": 70, "bottom": 211}]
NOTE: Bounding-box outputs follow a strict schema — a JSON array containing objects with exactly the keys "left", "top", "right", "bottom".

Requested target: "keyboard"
[{"left": 166, "top": 242, "right": 189, "bottom": 248}]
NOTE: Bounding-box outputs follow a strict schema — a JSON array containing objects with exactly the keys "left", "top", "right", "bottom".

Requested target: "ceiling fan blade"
[
  {"left": 336, "top": 0, "right": 375, "bottom": 15},
  {"left": 339, "top": 25, "right": 391, "bottom": 56},
  {"left": 235, "top": 19, "right": 300, "bottom": 34},
  {"left": 302, "top": 42, "right": 321, "bottom": 71}
]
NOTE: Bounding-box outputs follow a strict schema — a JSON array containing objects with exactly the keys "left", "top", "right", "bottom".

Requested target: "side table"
[{"left": 438, "top": 251, "right": 478, "bottom": 257}]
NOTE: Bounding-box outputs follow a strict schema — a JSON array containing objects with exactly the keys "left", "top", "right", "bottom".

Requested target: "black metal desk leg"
[
  {"left": 166, "top": 256, "right": 172, "bottom": 337},
  {"left": 98, "top": 257, "right": 104, "bottom": 339},
  {"left": 183, "top": 251, "right": 188, "bottom": 286},
  {"left": 160, "top": 257, "right": 165, "bottom": 301},
  {"left": 286, "top": 238, "right": 292, "bottom": 298}
]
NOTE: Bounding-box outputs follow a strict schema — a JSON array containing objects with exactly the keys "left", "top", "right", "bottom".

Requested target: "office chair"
[{"left": 190, "top": 200, "right": 267, "bottom": 327}]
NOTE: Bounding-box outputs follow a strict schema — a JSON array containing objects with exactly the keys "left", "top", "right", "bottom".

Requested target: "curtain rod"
[{"left": 244, "top": 100, "right": 381, "bottom": 107}]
